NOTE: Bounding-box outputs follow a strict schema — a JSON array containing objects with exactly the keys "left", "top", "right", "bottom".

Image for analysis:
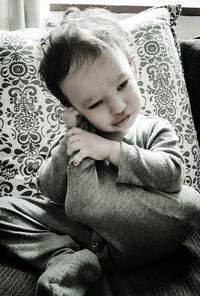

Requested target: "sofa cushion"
[
  {"left": 0, "top": 262, "right": 37, "bottom": 296},
  {"left": 120, "top": 5, "right": 200, "bottom": 191},
  {"left": 180, "top": 37, "right": 200, "bottom": 144},
  {"left": 0, "top": 5, "right": 199, "bottom": 200},
  {"left": 0, "top": 29, "right": 64, "bottom": 198},
  {"left": 0, "top": 5, "right": 200, "bottom": 296}
]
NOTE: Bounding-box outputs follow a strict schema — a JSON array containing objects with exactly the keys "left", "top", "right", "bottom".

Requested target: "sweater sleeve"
[
  {"left": 116, "top": 117, "right": 185, "bottom": 193},
  {"left": 36, "top": 132, "right": 69, "bottom": 204}
]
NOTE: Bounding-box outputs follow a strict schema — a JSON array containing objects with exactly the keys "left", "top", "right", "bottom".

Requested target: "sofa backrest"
[
  {"left": 0, "top": 6, "right": 199, "bottom": 198},
  {"left": 180, "top": 37, "right": 200, "bottom": 143},
  {"left": 0, "top": 28, "right": 64, "bottom": 198}
]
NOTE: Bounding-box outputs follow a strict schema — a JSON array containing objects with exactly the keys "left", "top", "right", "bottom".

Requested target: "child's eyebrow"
[
  {"left": 81, "top": 97, "right": 95, "bottom": 108},
  {"left": 117, "top": 72, "right": 127, "bottom": 82}
]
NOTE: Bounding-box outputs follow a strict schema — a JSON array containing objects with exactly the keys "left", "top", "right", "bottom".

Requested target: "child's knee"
[
  {"left": 177, "top": 185, "right": 200, "bottom": 230},
  {"left": 0, "top": 196, "right": 39, "bottom": 232},
  {"left": 107, "top": 186, "right": 200, "bottom": 268},
  {"left": 0, "top": 196, "right": 17, "bottom": 223}
]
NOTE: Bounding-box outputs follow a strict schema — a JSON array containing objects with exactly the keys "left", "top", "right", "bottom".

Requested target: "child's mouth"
[{"left": 114, "top": 115, "right": 130, "bottom": 127}]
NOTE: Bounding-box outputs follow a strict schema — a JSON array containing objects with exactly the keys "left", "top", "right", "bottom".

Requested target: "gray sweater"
[
  {"left": 37, "top": 115, "right": 184, "bottom": 203},
  {"left": 36, "top": 115, "right": 200, "bottom": 267}
]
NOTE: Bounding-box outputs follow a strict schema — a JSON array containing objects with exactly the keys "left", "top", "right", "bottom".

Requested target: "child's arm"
[
  {"left": 66, "top": 115, "right": 184, "bottom": 193},
  {"left": 36, "top": 106, "right": 80, "bottom": 203},
  {"left": 36, "top": 131, "right": 69, "bottom": 204},
  {"left": 116, "top": 117, "right": 184, "bottom": 193}
]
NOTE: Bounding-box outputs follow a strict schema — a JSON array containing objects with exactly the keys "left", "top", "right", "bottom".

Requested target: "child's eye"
[
  {"left": 117, "top": 79, "right": 129, "bottom": 91},
  {"left": 88, "top": 100, "right": 103, "bottom": 110}
]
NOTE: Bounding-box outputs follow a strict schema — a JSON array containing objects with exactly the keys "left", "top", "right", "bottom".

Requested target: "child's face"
[{"left": 60, "top": 46, "right": 142, "bottom": 139}]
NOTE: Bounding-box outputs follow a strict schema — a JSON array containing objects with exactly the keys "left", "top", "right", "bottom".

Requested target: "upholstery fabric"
[
  {"left": 120, "top": 5, "right": 200, "bottom": 191},
  {"left": 1, "top": 231, "right": 200, "bottom": 296},
  {"left": 0, "top": 29, "right": 64, "bottom": 198},
  {"left": 87, "top": 232, "right": 200, "bottom": 296},
  {"left": 0, "top": 5, "right": 199, "bottom": 200},
  {"left": 180, "top": 37, "right": 200, "bottom": 144},
  {"left": 0, "top": 252, "right": 37, "bottom": 296},
  {"left": 0, "top": 4, "right": 200, "bottom": 296}
]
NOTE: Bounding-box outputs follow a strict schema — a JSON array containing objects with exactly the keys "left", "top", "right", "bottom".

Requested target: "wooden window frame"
[{"left": 50, "top": 1, "right": 200, "bottom": 16}]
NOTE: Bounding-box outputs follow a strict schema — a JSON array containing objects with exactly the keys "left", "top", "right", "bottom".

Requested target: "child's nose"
[{"left": 109, "top": 95, "right": 126, "bottom": 115}]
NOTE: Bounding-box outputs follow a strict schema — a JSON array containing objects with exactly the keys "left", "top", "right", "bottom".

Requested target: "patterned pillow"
[
  {"left": 0, "top": 5, "right": 199, "bottom": 199},
  {"left": 180, "top": 38, "right": 200, "bottom": 143},
  {"left": 0, "top": 28, "right": 64, "bottom": 198},
  {"left": 120, "top": 5, "right": 200, "bottom": 192}
]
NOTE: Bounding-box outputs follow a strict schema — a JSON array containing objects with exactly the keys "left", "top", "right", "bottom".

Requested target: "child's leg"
[
  {"left": 0, "top": 196, "right": 101, "bottom": 296},
  {"left": 66, "top": 158, "right": 200, "bottom": 268}
]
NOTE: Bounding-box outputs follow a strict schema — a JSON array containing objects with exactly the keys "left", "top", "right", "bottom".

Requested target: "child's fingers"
[
  {"left": 72, "top": 151, "right": 86, "bottom": 166},
  {"left": 67, "top": 137, "right": 81, "bottom": 156},
  {"left": 67, "top": 134, "right": 79, "bottom": 146},
  {"left": 67, "top": 142, "right": 80, "bottom": 157},
  {"left": 62, "top": 108, "right": 80, "bottom": 127},
  {"left": 67, "top": 136, "right": 87, "bottom": 166},
  {"left": 64, "top": 106, "right": 79, "bottom": 115},
  {"left": 72, "top": 109, "right": 80, "bottom": 116},
  {"left": 67, "top": 107, "right": 74, "bottom": 112},
  {"left": 67, "top": 127, "right": 85, "bottom": 138}
]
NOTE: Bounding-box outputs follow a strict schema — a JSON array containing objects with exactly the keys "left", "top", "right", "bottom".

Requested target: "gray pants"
[
  {"left": 0, "top": 185, "right": 200, "bottom": 295},
  {"left": 0, "top": 196, "right": 102, "bottom": 296}
]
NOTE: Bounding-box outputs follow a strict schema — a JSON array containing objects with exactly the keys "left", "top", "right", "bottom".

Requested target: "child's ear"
[{"left": 129, "top": 54, "right": 139, "bottom": 81}]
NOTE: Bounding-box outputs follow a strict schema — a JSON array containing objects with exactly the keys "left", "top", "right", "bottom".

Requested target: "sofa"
[{"left": 0, "top": 5, "right": 200, "bottom": 296}]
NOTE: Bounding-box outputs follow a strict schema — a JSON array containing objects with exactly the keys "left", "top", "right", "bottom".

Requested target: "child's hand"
[
  {"left": 62, "top": 106, "right": 80, "bottom": 127},
  {"left": 66, "top": 127, "right": 120, "bottom": 166}
]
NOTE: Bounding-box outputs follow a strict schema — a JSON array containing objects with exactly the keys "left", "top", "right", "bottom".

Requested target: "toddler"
[{"left": 0, "top": 7, "right": 200, "bottom": 296}]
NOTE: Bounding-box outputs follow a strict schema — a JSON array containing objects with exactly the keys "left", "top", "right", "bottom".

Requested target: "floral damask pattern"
[
  {"left": 121, "top": 5, "right": 200, "bottom": 191},
  {"left": 0, "top": 5, "right": 199, "bottom": 199},
  {"left": 0, "top": 29, "right": 64, "bottom": 198}
]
